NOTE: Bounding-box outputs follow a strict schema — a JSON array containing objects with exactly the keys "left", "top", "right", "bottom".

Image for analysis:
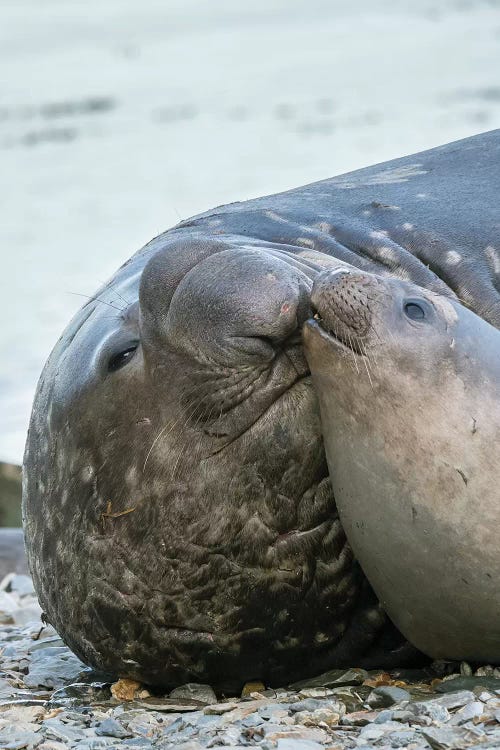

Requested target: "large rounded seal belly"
[
  {"left": 304, "top": 269, "right": 500, "bottom": 662},
  {"left": 23, "top": 130, "right": 500, "bottom": 688}
]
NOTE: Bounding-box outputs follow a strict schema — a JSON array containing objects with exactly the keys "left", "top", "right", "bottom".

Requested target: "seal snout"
[{"left": 310, "top": 269, "right": 379, "bottom": 350}]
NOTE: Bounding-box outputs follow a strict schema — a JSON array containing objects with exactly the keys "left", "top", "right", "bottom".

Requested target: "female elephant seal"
[
  {"left": 23, "top": 130, "right": 500, "bottom": 689},
  {"left": 304, "top": 268, "right": 500, "bottom": 662}
]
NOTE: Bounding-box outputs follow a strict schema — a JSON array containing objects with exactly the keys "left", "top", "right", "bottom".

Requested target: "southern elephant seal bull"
[
  {"left": 23, "top": 129, "right": 500, "bottom": 689},
  {"left": 304, "top": 268, "right": 500, "bottom": 662}
]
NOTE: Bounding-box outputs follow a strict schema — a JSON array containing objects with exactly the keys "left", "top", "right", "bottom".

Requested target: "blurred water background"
[{"left": 2, "top": 0, "right": 500, "bottom": 466}]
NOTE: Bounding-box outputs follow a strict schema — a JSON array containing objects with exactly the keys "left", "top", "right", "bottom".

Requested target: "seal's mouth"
[{"left": 305, "top": 312, "right": 362, "bottom": 355}]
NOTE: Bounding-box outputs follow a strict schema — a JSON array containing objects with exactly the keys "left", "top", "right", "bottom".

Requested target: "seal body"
[
  {"left": 23, "top": 130, "right": 500, "bottom": 688},
  {"left": 304, "top": 269, "right": 500, "bottom": 662}
]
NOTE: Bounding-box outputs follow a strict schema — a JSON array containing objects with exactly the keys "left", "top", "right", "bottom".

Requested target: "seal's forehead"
[{"left": 42, "top": 264, "right": 143, "bottom": 411}]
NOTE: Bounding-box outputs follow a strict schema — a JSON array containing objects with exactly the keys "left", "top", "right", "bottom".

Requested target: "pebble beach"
[
  {"left": 2, "top": 575, "right": 500, "bottom": 750},
  {"left": 3, "top": 3, "right": 500, "bottom": 748}
]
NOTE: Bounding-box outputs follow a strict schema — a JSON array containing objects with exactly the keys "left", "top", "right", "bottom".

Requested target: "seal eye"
[
  {"left": 404, "top": 301, "right": 427, "bottom": 321},
  {"left": 108, "top": 344, "right": 138, "bottom": 372}
]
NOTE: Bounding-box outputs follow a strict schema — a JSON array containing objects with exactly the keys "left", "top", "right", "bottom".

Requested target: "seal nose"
[
  {"left": 311, "top": 268, "right": 379, "bottom": 342},
  {"left": 141, "top": 242, "right": 312, "bottom": 363},
  {"left": 310, "top": 268, "right": 352, "bottom": 315}
]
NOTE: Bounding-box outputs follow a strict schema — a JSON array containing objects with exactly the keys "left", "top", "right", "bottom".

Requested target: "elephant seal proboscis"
[
  {"left": 23, "top": 130, "right": 500, "bottom": 689},
  {"left": 304, "top": 268, "right": 500, "bottom": 662}
]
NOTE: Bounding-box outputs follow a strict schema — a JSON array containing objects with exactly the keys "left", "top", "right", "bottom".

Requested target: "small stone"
[
  {"left": 477, "top": 691, "right": 493, "bottom": 702},
  {"left": 358, "top": 724, "right": 386, "bottom": 741},
  {"left": 367, "top": 685, "right": 410, "bottom": 708},
  {"left": 431, "top": 659, "right": 457, "bottom": 675},
  {"left": 23, "top": 647, "right": 86, "bottom": 689},
  {"left": 391, "top": 709, "right": 416, "bottom": 723},
  {"left": 266, "top": 727, "right": 328, "bottom": 745},
  {"left": 410, "top": 700, "right": 450, "bottom": 723},
  {"left": 4, "top": 576, "right": 35, "bottom": 598},
  {"left": 475, "top": 665, "right": 495, "bottom": 677},
  {"left": 386, "top": 729, "right": 422, "bottom": 748},
  {"left": 259, "top": 704, "right": 292, "bottom": 720},
  {"left": 437, "top": 676, "right": 500, "bottom": 693},
  {"left": 0, "top": 731, "right": 42, "bottom": 750},
  {"left": 460, "top": 662, "right": 473, "bottom": 677},
  {"left": 126, "top": 713, "right": 165, "bottom": 736},
  {"left": 290, "top": 698, "right": 344, "bottom": 716},
  {"left": 290, "top": 668, "right": 367, "bottom": 691},
  {"left": 27, "top": 637, "right": 66, "bottom": 654},
  {"left": 133, "top": 698, "right": 204, "bottom": 712},
  {"left": 0, "top": 705, "right": 45, "bottom": 723},
  {"left": 422, "top": 726, "right": 475, "bottom": 750},
  {"left": 110, "top": 678, "right": 142, "bottom": 701},
  {"left": 169, "top": 683, "right": 217, "bottom": 705},
  {"left": 10, "top": 604, "right": 43, "bottom": 627},
  {"left": 0, "top": 591, "right": 18, "bottom": 614},
  {"left": 432, "top": 689, "right": 475, "bottom": 709},
  {"left": 95, "top": 717, "right": 131, "bottom": 738},
  {"left": 241, "top": 681, "right": 266, "bottom": 697},
  {"left": 203, "top": 701, "right": 238, "bottom": 715},
  {"left": 276, "top": 739, "right": 324, "bottom": 750},
  {"left": 241, "top": 712, "right": 265, "bottom": 728},
  {"left": 448, "top": 700, "right": 484, "bottom": 725},
  {"left": 49, "top": 681, "right": 111, "bottom": 704},
  {"left": 293, "top": 707, "right": 342, "bottom": 727},
  {"left": 341, "top": 709, "right": 380, "bottom": 726},
  {"left": 374, "top": 709, "right": 395, "bottom": 723},
  {"left": 43, "top": 718, "right": 87, "bottom": 743},
  {"left": 0, "top": 678, "right": 17, "bottom": 700}
]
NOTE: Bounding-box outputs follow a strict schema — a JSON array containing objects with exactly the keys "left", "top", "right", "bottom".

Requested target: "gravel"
[{"left": 2, "top": 572, "right": 500, "bottom": 749}]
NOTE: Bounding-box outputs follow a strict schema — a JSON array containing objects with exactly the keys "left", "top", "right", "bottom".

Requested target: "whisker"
[
  {"left": 345, "top": 329, "right": 360, "bottom": 375},
  {"left": 357, "top": 337, "right": 375, "bottom": 388},
  {"left": 68, "top": 291, "right": 125, "bottom": 312},
  {"left": 142, "top": 399, "right": 196, "bottom": 473},
  {"left": 102, "top": 280, "right": 132, "bottom": 307}
]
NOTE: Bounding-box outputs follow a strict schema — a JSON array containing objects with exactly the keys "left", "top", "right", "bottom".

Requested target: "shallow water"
[{"left": 2, "top": 0, "right": 500, "bottom": 463}]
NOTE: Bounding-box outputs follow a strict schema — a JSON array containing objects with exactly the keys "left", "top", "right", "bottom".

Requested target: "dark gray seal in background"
[
  {"left": 23, "top": 130, "right": 500, "bottom": 690},
  {"left": 304, "top": 269, "right": 500, "bottom": 663}
]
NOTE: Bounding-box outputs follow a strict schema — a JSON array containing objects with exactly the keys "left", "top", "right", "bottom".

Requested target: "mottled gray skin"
[
  {"left": 304, "top": 269, "right": 500, "bottom": 662},
  {"left": 23, "top": 130, "right": 500, "bottom": 689}
]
